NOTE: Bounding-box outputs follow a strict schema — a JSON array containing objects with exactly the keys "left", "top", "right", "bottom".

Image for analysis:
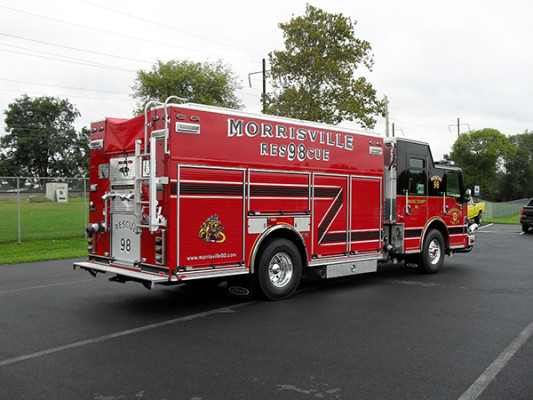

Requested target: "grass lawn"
[
  {"left": 0, "top": 196, "right": 88, "bottom": 264},
  {"left": 0, "top": 196, "right": 87, "bottom": 243},
  {"left": 484, "top": 213, "right": 521, "bottom": 225},
  {"left": 0, "top": 238, "right": 87, "bottom": 265}
]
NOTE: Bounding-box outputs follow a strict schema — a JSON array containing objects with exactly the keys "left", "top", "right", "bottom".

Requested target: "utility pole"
[
  {"left": 248, "top": 58, "right": 269, "bottom": 113},
  {"left": 384, "top": 95, "right": 389, "bottom": 137},
  {"left": 448, "top": 119, "right": 470, "bottom": 137},
  {"left": 262, "top": 58, "right": 267, "bottom": 113},
  {"left": 262, "top": 58, "right": 266, "bottom": 96}
]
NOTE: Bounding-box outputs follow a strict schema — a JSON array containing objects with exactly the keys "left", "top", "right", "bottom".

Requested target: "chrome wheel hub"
[
  {"left": 428, "top": 239, "right": 441, "bottom": 265},
  {"left": 268, "top": 252, "right": 293, "bottom": 288}
]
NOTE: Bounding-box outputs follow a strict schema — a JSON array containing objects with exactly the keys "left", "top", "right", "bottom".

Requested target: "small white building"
[{"left": 45, "top": 182, "right": 68, "bottom": 202}]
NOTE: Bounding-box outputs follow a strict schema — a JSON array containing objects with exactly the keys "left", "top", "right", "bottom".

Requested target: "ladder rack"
[{"left": 133, "top": 96, "right": 186, "bottom": 232}]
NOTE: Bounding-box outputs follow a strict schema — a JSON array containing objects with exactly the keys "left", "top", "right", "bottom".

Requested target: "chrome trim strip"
[
  {"left": 74, "top": 261, "right": 168, "bottom": 283},
  {"left": 179, "top": 267, "right": 249, "bottom": 281},
  {"left": 308, "top": 254, "right": 382, "bottom": 268},
  {"left": 165, "top": 103, "right": 383, "bottom": 139}
]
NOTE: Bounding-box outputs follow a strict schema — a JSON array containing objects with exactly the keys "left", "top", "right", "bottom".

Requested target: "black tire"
[
  {"left": 523, "top": 224, "right": 530, "bottom": 233},
  {"left": 256, "top": 238, "right": 302, "bottom": 300},
  {"left": 475, "top": 212, "right": 482, "bottom": 225},
  {"left": 418, "top": 230, "right": 445, "bottom": 274}
]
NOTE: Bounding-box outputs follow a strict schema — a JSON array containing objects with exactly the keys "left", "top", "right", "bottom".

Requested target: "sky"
[{"left": 1, "top": 0, "right": 532, "bottom": 160}]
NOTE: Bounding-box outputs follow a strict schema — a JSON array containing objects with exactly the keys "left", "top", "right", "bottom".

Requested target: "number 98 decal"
[{"left": 120, "top": 238, "right": 132, "bottom": 252}]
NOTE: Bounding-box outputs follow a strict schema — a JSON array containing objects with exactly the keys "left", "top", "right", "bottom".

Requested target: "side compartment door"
[
  {"left": 442, "top": 170, "right": 467, "bottom": 247},
  {"left": 178, "top": 166, "right": 245, "bottom": 269},
  {"left": 350, "top": 176, "right": 383, "bottom": 255},
  {"left": 313, "top": 174, "right": 349, "bottom": 257}
]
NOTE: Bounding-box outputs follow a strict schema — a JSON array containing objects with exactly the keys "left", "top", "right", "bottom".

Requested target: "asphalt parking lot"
[{"left": 1, "top": 223, "right": 532, "bottom": 400}]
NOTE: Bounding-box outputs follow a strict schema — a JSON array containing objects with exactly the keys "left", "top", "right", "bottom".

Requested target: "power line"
[
  {"left": 0, "top": 78, "right": 129, "bottom": 95},
  {"left": 0, "top": 5, "right": 191, "bottom": 52},
  {"left": 80, "top": 0, "right": 264, "bottom": 58},
  {"left": 0, "top": 33, "right": 153, "bottom": 65},
  {"left": 0, "top": 87, "right": 132, "bottom": 102},
  {"left": 0, "top": 47, "right": 137, "bottom": 73},
  {"left": 0, "top": 42, "right": 136, "bottom": 71},
  {"left": 391, "top": 118, "right": 447, "bottom": 131},
  {"left": 0, "top": 4, "right": 258, "bottom": 64}
]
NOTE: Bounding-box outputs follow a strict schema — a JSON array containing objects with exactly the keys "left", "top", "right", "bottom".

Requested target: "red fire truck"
[{"left": 74, "top": 98, "right": 476, "bottom": 300}]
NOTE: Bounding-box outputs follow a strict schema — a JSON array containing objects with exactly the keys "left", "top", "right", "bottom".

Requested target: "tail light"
[{"left": 155, "top": 230, "right": 166, "bottom": 265}]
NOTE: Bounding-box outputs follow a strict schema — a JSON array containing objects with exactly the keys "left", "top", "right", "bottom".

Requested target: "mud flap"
[{"left": 226, "top": 274, "right": 254, "bottom": 300}]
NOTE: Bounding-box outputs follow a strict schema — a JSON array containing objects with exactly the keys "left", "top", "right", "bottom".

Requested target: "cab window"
[{"left": 408, "top": 158, "right": 426, "bottom": 195}]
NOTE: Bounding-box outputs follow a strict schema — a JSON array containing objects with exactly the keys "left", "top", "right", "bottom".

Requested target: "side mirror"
[{"left": 464, "top": 189, "right": 472, "bottom": 203}]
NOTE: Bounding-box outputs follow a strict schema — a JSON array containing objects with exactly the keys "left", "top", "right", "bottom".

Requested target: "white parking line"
[
  {"left": 0, "top": 302, "right": 252, "bottom": 368},
  {"left": 0, "top": 279, "right": 94, "bottom": 295},
  {"left": 476, "top": 223, "right": 493, "bottom": 230},
  {"left": 458, "top": 320, "right": 533, "bottom": 400}
]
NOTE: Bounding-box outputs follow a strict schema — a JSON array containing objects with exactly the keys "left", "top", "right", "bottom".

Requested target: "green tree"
[
  {"left": 450, "top": 128, "right": 512, "bottom": 201},
  {"left": 264, "top": 4, "right": 384, "bottom": 129},
  {"left": 0, "top": 95, "right": 88, "bottom": 177},
  {"left": 132, "top": 59, "right": 243, "bottom": 114},
  {"left": 497, "top": 130, "right": 533, "bottom": 200}
]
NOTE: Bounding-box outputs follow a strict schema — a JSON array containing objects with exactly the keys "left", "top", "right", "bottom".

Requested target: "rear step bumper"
[{"left": 74, "top": 261, "right": 169, "bottom": 289}]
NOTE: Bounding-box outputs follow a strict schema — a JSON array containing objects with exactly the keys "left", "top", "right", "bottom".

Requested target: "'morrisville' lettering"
[{"left": 227, "top": 118, "right": 353, "bottom": 151}]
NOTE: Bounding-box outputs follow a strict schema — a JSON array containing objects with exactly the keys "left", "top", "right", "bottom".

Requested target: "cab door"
[{"left": 400, "top": 156, "right": 428, "bottom": 252}]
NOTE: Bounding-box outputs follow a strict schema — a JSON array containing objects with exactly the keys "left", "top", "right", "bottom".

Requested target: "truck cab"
[
  {"left": 384, "top": 137, "right": 474, "bottom": 273},
  {"left": 467, "top": 196, "right": 485, "bottom": 225}
]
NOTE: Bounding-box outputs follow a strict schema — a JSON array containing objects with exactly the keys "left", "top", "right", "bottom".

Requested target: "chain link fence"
[
  {"left": 1, "top": 176, "right": 530, "bottom": 243},
  {"left": 0, "top": 177, "right": 88, "bottom": 243},
  {"left": 484, "top": 198, "right": 529, "bottom": 220}
]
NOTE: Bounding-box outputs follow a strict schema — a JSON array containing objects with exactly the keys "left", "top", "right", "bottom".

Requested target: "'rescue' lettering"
[
  {"left": 227, "top": 118, "right": 353, "bottom": 162},
  {"left": 114, "top": 220, "right": 136, "bottom": 232}
]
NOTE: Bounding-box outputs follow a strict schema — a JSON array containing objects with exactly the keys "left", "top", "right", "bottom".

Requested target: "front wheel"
[
  {"left": 418, "top": 230, "right": 445, "bottom": 274},
  {"left": 256, "top": 238, "right": 302, "bottom": 300},
  {"left": 475, "top": 212, "right": 482, "bottom": 225}
]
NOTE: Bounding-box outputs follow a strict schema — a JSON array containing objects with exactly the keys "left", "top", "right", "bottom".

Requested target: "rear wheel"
[
  {"left": 419, "top": 230, "right": 445, "bottom": 274},
  {"left": 523, "top": 224, "right": 530, "bottom": 233},
  {"left": 256, "top": 238, "right": 302, "bottom": 300},
  {"left": 475, "top": 212, "right": 482, "bottom": 225}
]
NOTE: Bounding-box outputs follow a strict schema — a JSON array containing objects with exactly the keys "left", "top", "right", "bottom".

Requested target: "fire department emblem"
[
  {"left": 431, "top": 175, "right": 443, "bottom": 190},
  {"left": 198, "top": 214, "right": 226, "bottom": 243}
]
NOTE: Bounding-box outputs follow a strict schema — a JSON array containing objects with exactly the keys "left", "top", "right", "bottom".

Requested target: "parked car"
[
  {"left": 520, "top": 198, "right": 533, "bottom": 233},
  {"left": 468, "top": 196, "right": 485, "bottom": 224}
]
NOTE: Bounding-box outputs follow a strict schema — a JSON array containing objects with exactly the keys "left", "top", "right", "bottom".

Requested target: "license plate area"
[{"left": 111, "top": 213, "right": 140, "bottom": 265}]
